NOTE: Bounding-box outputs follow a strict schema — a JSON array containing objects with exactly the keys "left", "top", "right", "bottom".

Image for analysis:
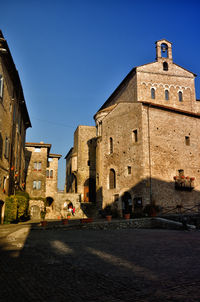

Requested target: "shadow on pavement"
[{"left": 1, "top": 224, "right": 200, "bottom": 302}]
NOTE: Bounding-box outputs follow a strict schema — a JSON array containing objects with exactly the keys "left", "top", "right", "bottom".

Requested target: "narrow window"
[
  {"left": 34, "top": 162, "right": 41, "bottom": 171},
  {"left": 109, "top": 137, "right": 113, "bottom": 154},
  {"left": 4, "top": 137, "right": 9, "bottom": 159},
  {"left": 128, "top": 166, "right": 131, "bottom": 175},
  {"left": 0, "top": 75, "right": 3, "bottom": 99},
  {"left": 33, "top": 180, "right": 41, "bottom": 190},
  {"left": 178, "top": 91, "right": 183, "bottom": 102},
  {"left": 109, "top": 169, "right": 116, "bottom": 189},
  {"left": 151, "top": 88, "right": 155, "bottom": 99},
  {"left": 0, "top": 133, "right": 3, "bottom": 159},
  {"left": 87, "top": 160, "right": 90, "bottom": 166},
  {"left": 185, "top": 136, "right": 190, "bottom": 146},
  {"left": 46, "top": 170, "right": 49, "bottom": 178},
  {"left": 50, "top": 170, "right": 53, "bottom": 178},
  {"left": 163, "top": 62, "right": 168, "bottom": 71},
  {"left": 38, "top": 162, "right": 41, "bottom": 171},
  {"left": 37, "top": 181, "right": 41, "bottom": 189},
  {"left": 178, "top": 169, "right": 184, "bottom": 177},
  {"left": 133, "top": 129, "right": 138, "bottom": 143},
  {"left": 96, "top": 173, "right": 99, "bottom": 186},
  {"left": 165, "top": 90, "right": 169, "bottom": 100},
  {"left": 34, "top": 162, "right": 37, "bottom": 171}
]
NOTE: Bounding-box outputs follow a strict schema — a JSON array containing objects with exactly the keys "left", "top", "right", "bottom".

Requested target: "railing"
[{"left": 160, "top": 203, "right": 200, "bottom": 215}]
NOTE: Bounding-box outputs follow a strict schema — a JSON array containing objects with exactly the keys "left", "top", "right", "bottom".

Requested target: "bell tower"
[{"left": 155, "top": 39, "right": 172, "bottom": 63}]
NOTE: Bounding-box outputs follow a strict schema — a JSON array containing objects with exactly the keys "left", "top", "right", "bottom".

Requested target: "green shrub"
[
  {"left": 15, "top": 190, "right": 30, "bottom": 201},
  {"left": 4, "top": 193, "right": 29, "bottom": 223},
  {"left": 16, "top": 195, "right": 29, "bottom": 221},
  {"left": 4, "top": 196, "right": 18, "bottom": 223}
]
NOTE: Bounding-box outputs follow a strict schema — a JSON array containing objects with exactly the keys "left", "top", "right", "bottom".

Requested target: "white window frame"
[
  {"left": 34, "top": 162, "right": 41, "bottom": 171},
  {"left": 33, "top": 180, "right": 41, "bottom": 190}
]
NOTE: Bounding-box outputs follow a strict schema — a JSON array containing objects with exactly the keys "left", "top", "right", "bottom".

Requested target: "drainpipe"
[{"left": 147, "top": 105, "right": 152, "bottom": 203}]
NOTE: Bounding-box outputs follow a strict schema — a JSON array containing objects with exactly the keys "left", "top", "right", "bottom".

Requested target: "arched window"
[
  {"left": 151, "top": 88, "right": 155, "bottom": 99},
  {"left": 109, "top": 137, "right": 113, "bottom": 154},
  {"left": 50, "top": 170, "right": 53, "bottom": 178},
  {"left": 161, "top": 43, "right": 168, "bottom": 58},
  {"left": 178, "top": 91, "right": 183, "bottom": 102},
  {"left": 109, "top": 169, "right": 116, "bottom": 189},
  {"left": 163, "top": 62, "right": 168, "bottom": 71},
  {"left": 165, "top": 90, "right": 169, "bottom": 100}
]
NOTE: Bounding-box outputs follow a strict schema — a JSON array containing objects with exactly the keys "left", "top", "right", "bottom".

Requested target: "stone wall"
[
  {"left": 25, "top": 146, "right": 48, "bottom": 198},
  {"left": 46, "top": 156, "right": 59, "bottom": 199},
  {"left": 96, "top": 102, "right": 144, "bottom": 211},
  {"left": 142, "top": 105, "right": 200, "bottom": 207}
]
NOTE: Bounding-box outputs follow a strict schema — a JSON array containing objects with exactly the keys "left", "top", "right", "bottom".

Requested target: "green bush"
[
  {"left": 15, "top": 190, "right": 30, "bottom": 201},
  {"left": 16, "top": 195, "right": 29, "bottom": 221},
  {"left": 4, "top": 192, "right": 29, "bottom": 223},
  {"left": 4, "top": 196, "right": 18, "bottom": 223}
]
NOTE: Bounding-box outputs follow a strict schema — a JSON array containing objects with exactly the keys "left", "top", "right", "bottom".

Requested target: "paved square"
[{"left": 0, "top": 227, "right": 200, "bottom": 301}]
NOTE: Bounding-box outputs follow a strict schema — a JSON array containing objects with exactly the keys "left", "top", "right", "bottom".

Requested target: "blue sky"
[{"left": 1, "top": 0, "right": 200, "bottom": 189}]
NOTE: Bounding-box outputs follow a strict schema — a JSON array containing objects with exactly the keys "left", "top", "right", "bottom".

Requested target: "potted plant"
[
  {"left": 67, "top": 211, "right": 71, "bottom": 219},
  {"left": 40, "top": 208, "right": 47, "bottom": 226},
  {"left": 105, "top": 205, "right": 112, "bottom": 222},
  {"left": 124, "top": 212, "right": 130, "bottom": 219}
]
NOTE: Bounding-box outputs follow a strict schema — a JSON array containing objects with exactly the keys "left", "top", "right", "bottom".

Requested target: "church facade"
[{"left": 66, "top": 39, "right": 200, "bottom": 215}]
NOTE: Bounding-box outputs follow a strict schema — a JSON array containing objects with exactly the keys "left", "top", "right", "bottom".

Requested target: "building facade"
[
  {"left": 0, "top": 30, "right": 31, "bottom": 223},
  {"left": 66, "top": 39, "right": 200, "bottom": 215},
  {"left": 25, "top": 142, "right": 61, "bottom": 219},
  {"left": 65, "top": 125, "right": 96, "bottom": 203}
]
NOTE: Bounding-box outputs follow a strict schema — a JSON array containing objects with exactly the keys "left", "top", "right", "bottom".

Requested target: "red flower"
[
  {"left": 190, "top": 177, "right": 195, "bottom": 181},
  {"left": 181, "top": 175, "right": 185, "bottom": 179},
  {"left": 173, "top": 176, "right": 178, "bottom": 180}
]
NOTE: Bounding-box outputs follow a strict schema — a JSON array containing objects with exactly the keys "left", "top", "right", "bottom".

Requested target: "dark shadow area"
[
  {"left": 1, "top": 221, "right": 200, "bottom": 302},
  {"left": 95, "top": 176, "right": 200, "bottom": 228}
]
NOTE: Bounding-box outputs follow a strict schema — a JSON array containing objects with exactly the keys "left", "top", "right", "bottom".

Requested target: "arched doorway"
[
  {"left": 30, "top": 205, "right": 40, "bottom": 220},
  {"left": 46, "top": 197, "right": 54, "bottom": 207},
  {"left": 122, "top": 192, "right": 132, "bottom": 214},
  {"left": 84, "top": 178, "right": 96, "bottom": 202}
]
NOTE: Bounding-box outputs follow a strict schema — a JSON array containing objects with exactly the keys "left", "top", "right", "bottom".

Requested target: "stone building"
[
  {"left": 25, "top": 142, "right": 61, "bottom": 219},
  {"left": 66, "top": 39, "right": 200, "bottom": 216},
  {"left": 65, "top": 125, "right": 96, "bottom": 202},
  {"left": 0, "top": 30, "right": 31, "bottom": 223}
]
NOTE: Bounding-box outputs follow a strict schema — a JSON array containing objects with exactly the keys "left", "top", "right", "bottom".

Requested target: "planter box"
[
  {"left": 62, "top": 219, "right": 68, "bottom": 225},
  {"left": 80, "top": 218, "right": 93, "bottom": 223}
]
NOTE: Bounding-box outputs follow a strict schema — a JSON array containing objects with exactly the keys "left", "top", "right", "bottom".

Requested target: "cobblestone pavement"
[{"left": 0, "top": 225, "right": 200, "bottom": 302}]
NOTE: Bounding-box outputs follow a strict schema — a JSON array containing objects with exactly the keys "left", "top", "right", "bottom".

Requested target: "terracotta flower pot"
[
  {"left": 41, "top": 220, "right": 47, "bottom": 227},
  {"left": 124, "top": 213, "right": 130, "bottom": 219},
  {"left": 106, "top": 215, "right": 112, "bottom": 222}
]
